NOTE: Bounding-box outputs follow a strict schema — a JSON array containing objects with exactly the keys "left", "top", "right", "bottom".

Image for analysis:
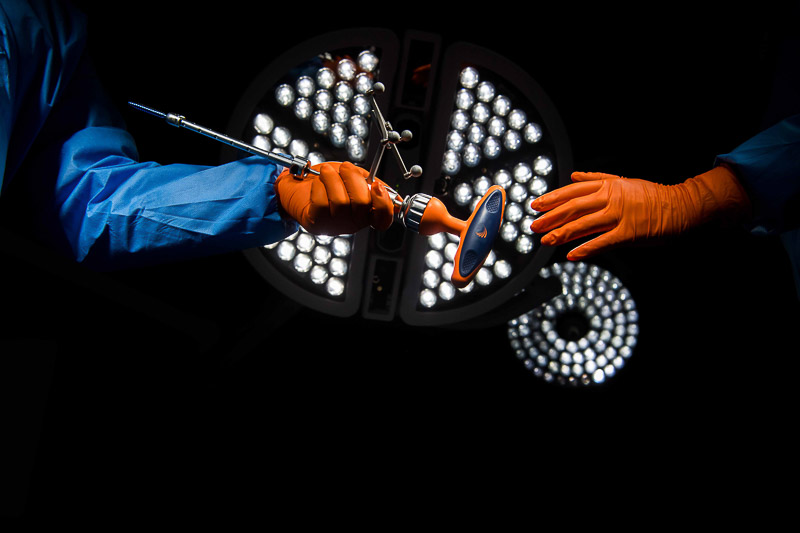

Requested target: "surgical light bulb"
[
  {"left": 329, "top": 123, "right": 347, "bottom": 148},
  {"left": 355, "top": 73, "right": 373, "bottom": 94},
  {"left": 289, "top": 139, "right": 309, "bottom": 158},
  {"left": 524, "top": 122, "right": 542, "bottom": 143},
  {"left": 508, "top": 109, "right": 527, "bottom": 130},
  {"left": 295, "top": 76, "right": 315, "bottom": 98},
  {"left": 492, "top": 94, "right": 512, "bottom": 116},
  {"left": 271, "top": 126, "right": 291, "bottom": 148},
  {"left": 345, "top": 135, "right": 366, "bottom": 161},
  {"left": 357, "top": 50, "right": 379, "bottom": 72},
  {"left": 334, "top": 81, "right": 354, "bottom": 102},
  {"left": 420, "top": 289, "right": 437, "bottom": 308},
  {"left": 471, "top": 102, "right": 490, "bottom": 123},
  {"left": 275, "top": 84, "right": 295, "bottom": 107},
  {"left": 311, "top": 110, "right": 330, "bottom": 134},
  {"left": 493, "top": 169, "right": 512, "bottom": 188},
  {"left": 451, "top": 110, "right": 470, "bottom": 131},
  {"left": 316, "top": 67, "right": 336, "bottom": 89},
  {"left": 309, "top": 265, "right": 329, "bottom": 285},
  {"left": 466, "top": 123, "right": 486, "bottom": 144},
  {"left": 332, "top": 102, "right": 350, "bottom": 124},
  {"left": 253, "top": 135, "right": 271, "bottom": 152},
  {"left": 487, "top": 116, "right": 506, "bottom": 137},
  {"left": 337, "top": 58, "right": 357, "bottom": 80},
  {"left": 446, "top": 131, "right": 465, "bottom": 152},
  {"left": 473, "top": 175, "right": 491, "bottom": 195},
  {"left": 253, "top": 113, "right": 274, "bottom": 134},
  {"left": 349, "top": 115, "right": 369, "bottom": 139},
  {"left": 313, "top": 89, "right": 333, "bottom": 111},
  {"left": 329, "top": 257, "right": 348, "bottom": 277},
  {"left": 483, "top": 136, "right": 501, "bottom": 159},
  {"left": 454, "top": 182, "right": 473, "bottom": 206},
  {"left": 476, "top": 81, "right": 495, "bottom": 102},
  {"left": 459, "top": 66, "right": 480, "bottom": 89},
  {"left": 331, "top": 237, "right": 351, "bottom": 257},
  {"left": 503, "top": 129, "right": 522, "bottom": 151},
  {"left": 534, "top": 156, "right": 553, "bottom": 176},
  {"left": 352, "top": 95, "right": 371, "bottom": 116},
  {"left": 442, "top": 150, "right": 461, "bottom": 175},
  {"left": 326, "top": 277, "right": 345, "bottom": 297},
  {"left": 456, "top": 88, "right": 475, "bottom": 110},
  {"left": 293, "top": 253, "right": 313, "bottom": 273},
  {"left": 463, "top": 143, "right": 481, "bottom": 167}
]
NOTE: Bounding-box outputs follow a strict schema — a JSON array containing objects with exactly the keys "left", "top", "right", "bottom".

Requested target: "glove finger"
[
  {"left": 369, "top": 179, "right": 395, "bottom": 231},
  {"left": 530, "top": 192, "right": 608, "bottom": 234},
  {"left": 318, "top": 163, "right": 352, "bottom": 220},
  {"left": 571, "top": 171, "right": 621, "bottom": 183},
  {"left": 305, "top": 177, "right": 331, "bottom": 231},
  {"left": 530, "top": 180, "right": 603, "bottom": 212},
  {"left": 566, "top": 229, "right": 622, "bottom": 261},
  {"left": 338, "top": 162, "right": 372, "bottom": 227},
  {"left": 539, "top": 209, "right": 617, "bottom": 247}
]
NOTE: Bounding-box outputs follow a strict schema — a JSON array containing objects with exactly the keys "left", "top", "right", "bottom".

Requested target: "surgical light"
[
  {"left": 221, "top": 30, "right": 573, "bottom": 325},
  {"left": 507, "top": 262, "right": 639, "bottom": 386}
]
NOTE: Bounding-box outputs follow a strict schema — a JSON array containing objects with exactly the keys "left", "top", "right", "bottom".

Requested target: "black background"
[{"left": 4, "top": 0, "right": 799, "bottom": 521}]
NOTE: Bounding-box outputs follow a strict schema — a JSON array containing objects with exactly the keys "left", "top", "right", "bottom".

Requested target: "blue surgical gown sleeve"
[
  {"left": 1, "top": 0, "right": 298, "bottom": 271},
  {"left": 716, "top": 113, "right": 800, "bottom": 236}
]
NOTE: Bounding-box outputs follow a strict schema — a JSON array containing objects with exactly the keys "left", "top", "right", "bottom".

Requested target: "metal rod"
[{"left": 128, "top": 102, "right": 319, "bottom": 177}]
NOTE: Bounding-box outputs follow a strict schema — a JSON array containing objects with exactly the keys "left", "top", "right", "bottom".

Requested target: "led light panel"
[{"left": 507, "top": 262, "right": 639, "bottom": 386}]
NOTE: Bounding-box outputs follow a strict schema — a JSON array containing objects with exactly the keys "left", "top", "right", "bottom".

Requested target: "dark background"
[{"left": 4, "top": 1, "right": 799, "bottom": 520}]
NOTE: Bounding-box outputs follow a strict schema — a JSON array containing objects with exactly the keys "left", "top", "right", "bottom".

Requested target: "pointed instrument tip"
[{"left": 127, "top": 101, "right": 167, "bottom": 119}]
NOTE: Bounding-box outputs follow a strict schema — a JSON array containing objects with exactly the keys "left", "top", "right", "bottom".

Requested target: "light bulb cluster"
[
  {"left": 263, "top": 228, "right": 355, "bottom": 299},
  {"left": 442, "top": 66, "right": 546, "bottom": 176},
  {"left": 507, "top": 262, "right": 639, "bottom": 386},
  {"left": 417, "top": 66, "right": 554, "bottom": 310},
  {"left": 252, "top": 48, "right": 379, "bottom": 299},
  {"left": 418, "top": 232, "right": 513, "bottom": 309},
  {"left": 250, "top": 49, "right": 380, "bottom": 164}
]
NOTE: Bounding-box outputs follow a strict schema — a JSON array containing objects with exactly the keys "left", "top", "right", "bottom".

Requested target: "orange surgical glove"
[
  {"left": 275, "top": 161, "right": 396, "bottom": 235},
  {"left": 529, "top": 165, "right": 752, "bottom": 261}
]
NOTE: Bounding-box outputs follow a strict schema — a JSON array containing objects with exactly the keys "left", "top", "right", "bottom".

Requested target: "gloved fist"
[
  {"left": 529, "top": 165, "right": 751, "bottom": 260},
  {"left": 275, "top": 161, "right": 396, "bottom": 235}
]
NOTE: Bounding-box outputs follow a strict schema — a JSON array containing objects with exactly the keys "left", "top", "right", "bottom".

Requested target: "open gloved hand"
[
  {"left": 529, "top": 165, "right": 752, "bottom": 260},
  {"left": 275, "top": 161, "right": 397, "bottom": 235}
]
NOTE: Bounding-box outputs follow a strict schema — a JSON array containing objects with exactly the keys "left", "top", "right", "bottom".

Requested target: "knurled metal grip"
[{"left": 400, "top": 193, "right": 432, "bottom": 233}]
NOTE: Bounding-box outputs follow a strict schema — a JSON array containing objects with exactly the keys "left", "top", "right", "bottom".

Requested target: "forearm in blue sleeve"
[
  {"left": 716, "top": 113, "right": 800, "bottom": 235},
  {"left": 55, "top": 126, "right": 298, "bottom": 270}
]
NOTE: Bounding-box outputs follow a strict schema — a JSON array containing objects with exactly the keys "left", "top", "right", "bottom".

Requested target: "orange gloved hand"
[
  {"left": 275, "top": 161, "right": 396, "bottom": 235},
  {"left": 529, "top": 165, "right": 752, "bottom": 261}
]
